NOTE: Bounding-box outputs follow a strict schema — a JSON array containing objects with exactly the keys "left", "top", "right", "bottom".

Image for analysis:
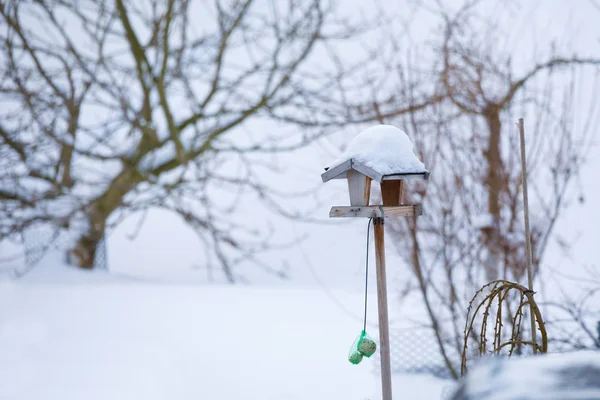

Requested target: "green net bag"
[
  {"left": 347, "top": 219, "right": 378, "bottom": 365},
  {"left": 348, "top": 330, "right": 377, "bottom": 364},
  {"left": 348, "top": 349, "right": 363, "bottom": 365}
]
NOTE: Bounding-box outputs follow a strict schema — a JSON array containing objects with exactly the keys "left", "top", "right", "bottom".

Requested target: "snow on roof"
[{"left": 328, "top": 125, "right": 427, "bottom": 175}]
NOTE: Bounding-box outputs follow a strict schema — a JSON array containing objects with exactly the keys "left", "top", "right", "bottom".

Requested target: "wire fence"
[
  {"left": 375, "top": 326, "right": 564, "bottom": 381},
  {"left": 373, "top": 328, "right": 461, "bottom": 380}
]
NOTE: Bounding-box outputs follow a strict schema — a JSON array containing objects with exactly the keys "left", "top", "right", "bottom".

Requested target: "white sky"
[{"left": 1, "top": 1, "right": 598, "bottom": 300}]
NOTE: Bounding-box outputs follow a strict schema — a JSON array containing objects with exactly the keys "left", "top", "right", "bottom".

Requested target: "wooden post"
[
  {"left": 374, "top": 217, "right": 392, "bottom": 400},
  {"left": 322, "top": 165, "right": 426, "bottom": 398},
  {"left": 347, "top": 169, "right": 372, "bottom": 206},
  {"left": 517, "top": 118, "right": 538, "bottom": 354}
]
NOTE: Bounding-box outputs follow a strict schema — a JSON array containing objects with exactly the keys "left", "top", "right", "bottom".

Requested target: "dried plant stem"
[{"left": 461, "top": 280, "right": 547, "bottom": 376}]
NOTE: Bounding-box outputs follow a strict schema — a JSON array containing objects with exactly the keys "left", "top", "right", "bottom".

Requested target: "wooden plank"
[
  {"left": 321, "top": 159, "right": 352, "bottom": 182},
  {"left": 347, "top": 169, "right": 371, "bottom": 206},
  {"left": 330, "top": 206, "right": 383, "bottom": 218},
  {"left": 382, "top": 171, "right": 429, "bottom": 181},
  {"left": 351, "top": 160, "right": 384, "bottom": 182},
  {"left": 328, "top": 205, "right": 422, "bottom": 218},
  {"left": 384, "top": 204, "right": 422, "bottom": 217},
  {"left": 399, "top": 179, "right": 404, "bottom": 204},
  {"left": 373, "top": 217, "right": 392, "bottom": 400},
  {"left": 364, "top": 176, "right": 372, "bottom": 205},
  {"left": 381, "top": 180, "right": 403, "bottom": 206}
]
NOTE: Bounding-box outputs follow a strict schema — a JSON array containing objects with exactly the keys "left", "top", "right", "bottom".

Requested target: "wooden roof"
[{"left": 321, "top": 159, "right": 429, "bottom": 183}]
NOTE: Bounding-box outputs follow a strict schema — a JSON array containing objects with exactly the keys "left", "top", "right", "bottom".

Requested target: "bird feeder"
[
  {"left": 322, "top": 125, "right": 428, "bottom": 400},
  {"left": 322, "top": 158, "right": 428, "bottom": 216},
  {"left": 321, "top": 125, "right": 429, "bottom": 219}
]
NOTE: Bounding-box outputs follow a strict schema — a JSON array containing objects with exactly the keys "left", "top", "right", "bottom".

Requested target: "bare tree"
[
  {"left": 360, "top": 0, "right": 600, "bottom": 378},
  {"left": 543, "top": 264, "right": 600, "bottom": 350},
  {"left": 0, "top": 0, "right": 385, "bottom": 279}
]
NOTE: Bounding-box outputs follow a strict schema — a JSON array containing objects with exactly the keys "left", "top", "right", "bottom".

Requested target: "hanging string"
[{"left": 363, "top": 217, "right": 373, "bottom": 332}]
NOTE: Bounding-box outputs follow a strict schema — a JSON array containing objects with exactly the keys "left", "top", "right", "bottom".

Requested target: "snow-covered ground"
[
  {"left": 0, "top": 261, "right": 452, "bottom": 400},
  {"left": 1, "top": 2, "right": 598, "bottom": 399},
  {"left": 455, "top": 350, "right": 600, "bottom": 400}
]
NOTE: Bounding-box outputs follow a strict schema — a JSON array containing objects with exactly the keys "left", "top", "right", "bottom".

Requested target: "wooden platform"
[{"left": 329, "top": 204, "right": 422, "bottom": 218}]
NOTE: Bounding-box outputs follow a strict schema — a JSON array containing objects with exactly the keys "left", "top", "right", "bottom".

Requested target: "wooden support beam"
[
  {"left": 374, "top": 217, "right": 392, "bottom": 400},
  {"left": 381, "top": 180, "right": 404, "bottom": 206},
  {"left": 329, "top": 205, "right": 422, "bottom": 218},
  {"left": 347, "top": 169, "right": 371, "bottom": 206}
]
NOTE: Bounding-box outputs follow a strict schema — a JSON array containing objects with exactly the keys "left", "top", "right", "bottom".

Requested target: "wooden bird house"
[{"left": 321, "top": 158, "right": 429, "bottom": 218}]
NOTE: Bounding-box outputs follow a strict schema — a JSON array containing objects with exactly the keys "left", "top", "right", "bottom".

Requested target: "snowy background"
[{"left": 1, "top": 1, "right": 600, "bottom": 399}]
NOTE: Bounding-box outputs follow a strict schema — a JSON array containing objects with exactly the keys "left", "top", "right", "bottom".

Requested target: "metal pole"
[
  {"left": 374, "top": 217, "right": 392, "bottom": 399},
  {"left": 517, "top": 118, "right": 538, "bottom": 354}
]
